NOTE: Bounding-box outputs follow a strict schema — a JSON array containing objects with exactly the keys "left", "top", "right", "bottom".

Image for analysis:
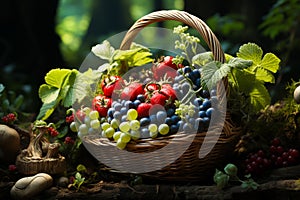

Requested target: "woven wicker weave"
[{"left": 82, "top": 10, "right": 241, "bottom": 182}]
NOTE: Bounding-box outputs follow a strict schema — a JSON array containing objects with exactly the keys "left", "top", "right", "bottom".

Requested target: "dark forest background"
[{"left": 0, "top": 0, "right": 299, "bottom": 113}]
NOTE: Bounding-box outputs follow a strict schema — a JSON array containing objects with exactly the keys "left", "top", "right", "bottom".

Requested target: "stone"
[
  {"left": 0, "top": 124, "right": 20, "bottom": 163},
  {"left": 10, "top": 173, "right": 53, "bottom": 200}
]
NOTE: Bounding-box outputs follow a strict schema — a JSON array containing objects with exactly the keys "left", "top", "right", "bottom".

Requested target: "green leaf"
[
  {"left": 248, "top": 81, "right": 271, "bottom": 112},
  {"left": 227, "top": 57, "right": 252, "bottom": 69},
  {"left": 131, "top": 51, "right": 153, "bottom": 66},
  {"left": 77, "top": 164, "right": 87, "bottom": 173},
  {"left": 13, "top": 95, "right": 24, "bottom": 109},
  {"left": 36, "top": 100, "right": 58, "bottom": 120},
  {"left": 249, "top": 67, "right": 275, "bottom": 83},
  {"left": 91, "top": 40, "right": 115, "bottom": 61},
  {"left": 237, "top": 43, "right": 263, "bottom": 64},
  {"left": 61, "top": 70, "right": 78, "bottom": 107},
  {"left": 39, "top": 84, "right": 60, "bottom": 103},
  {"left": 202, "top": 61, "right": 231, "bottom": 89},
  {"left": 44, "top": 68, "right": 72, "bottom": 88},
  {"left": 192, "top": 52, "right": 214, "bottom": 66},
  {"left": 260, "top": 53, "right": 280, "bottom": 73}
]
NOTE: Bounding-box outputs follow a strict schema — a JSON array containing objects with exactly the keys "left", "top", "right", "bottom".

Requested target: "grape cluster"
[
  {"left": 244, "top": 138, "right": 300, "bottom": 176},
  {"left": 172, "top": 66, "right": 218, "bottom": 133},
  {"left": 1, "top": 113, "right": 17, "bottom": 124}
]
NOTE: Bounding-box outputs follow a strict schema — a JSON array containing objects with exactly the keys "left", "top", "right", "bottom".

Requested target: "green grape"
[
  {"left": 90, "top": 119, "right": 100, "bottom": 129},
  {"left": 83, "top": 107, "right": 91, "bottom": 115},
  {"left": 130, "top": 130, "right": 140, "bottom": 140},
  {"left": 105, "top": 127, "right": 115, "bottom": 138},
  {"left": 127, "top": 109, "right": 138, "bottom": 120},
  {"left": 79, "top": 124, "right": 88, "bottom": 134},
  {"left": 150, "top": 130, "right": 158, "bottom": 138},
  {"left": 89, "top": 110, "right": 99, "bottom": 120},
  {"left": 130, "top": 120, "right": 140, "bottom": 131},
  {"left": 101, "top": 130, "right": 107, "bottom": 138},
  {"left": 84, "top": 116, "right": 91, "bottom": 125},
  {"left": 101, "top": 122, "right": 111, "bottom": 131},
  {"left": 158, "top": 124, "right": 169, "bottom": 135},
  {"left": 77, "top": 131, "right": 87, "bottom": 138},
  {"left": 113, "top": 131, "right": 122, "bottom": 141},
  {"left": 119, "top": 121, "right": 130, "bottom": 132},
  {"left": 120, "top": 132, "right": 131, "bottom": 143},
  {"left": 116, "top": 139, "right": 127, "bottom": 150},
  {"left": 111, "top": 118, "right": 120, "bottom": 129},
  {"left": 148, "top": 124, "right": 158, "bottom": 133},
  {"left": 70, "top": 121, "right": 78, "bottom": 132}
]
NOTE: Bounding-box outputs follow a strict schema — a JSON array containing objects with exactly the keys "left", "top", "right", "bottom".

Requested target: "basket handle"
[{"left": 120, "top": 10, "right": 225, "bottom": 63}]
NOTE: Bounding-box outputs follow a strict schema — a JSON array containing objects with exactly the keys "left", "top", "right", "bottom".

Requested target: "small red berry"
[
  {"left": 277, "top": 146, "right": 284, "bottom": 155},
  {"left": 270, "top": 145, "right": 277, "bottom": 154},
  {"left": 8, "top": 164, "right": 17, "bottom": 172},
  {"left": 289, "top": 149, "right": 299, "bottom": 158},
  {"left": 257, "top": 150, "right": 265, "bottom": 157},
  {"left": 271, "top": 138, "right": 281, "bottom": 147}
]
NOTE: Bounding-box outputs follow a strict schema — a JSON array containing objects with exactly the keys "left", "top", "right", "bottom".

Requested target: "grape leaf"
[
  {"left": 61, "top": 70, "right": 78, "bottom": 107},
  {"left": 91, "top": 40, "right": 115, "bottom": 61},
  {"left": 44, "top": 68, "right": 72, "bottom": 88},
  {"left": 38, "top": 84, "right": 60, "bottom": 103},
  {"left": 202, "top": 61, "right": 231, "bottom": 89},
  {"left": 236, "top": 43, "right": 263, "bottom": 63}
]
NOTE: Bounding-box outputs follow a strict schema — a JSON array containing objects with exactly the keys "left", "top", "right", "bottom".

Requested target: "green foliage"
[
  {"left": 214, "top": 163, "right": 259, "bottom": 190},
  {"left": 259, "top": 0, "right": 300, "bottom": 39},
  {"left": 37, "top": 69, "right": 78, "bottom": 120},
  {"left": 92, "top": 40, "right": 153, "bottom": 76},
  {"left": 71, "top": 172, "right": 86, "bottom": 191}
]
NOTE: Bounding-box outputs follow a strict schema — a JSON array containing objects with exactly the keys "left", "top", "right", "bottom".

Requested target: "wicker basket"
[{"left": 82, "top": 10, "right": 241, "bottom": 182}]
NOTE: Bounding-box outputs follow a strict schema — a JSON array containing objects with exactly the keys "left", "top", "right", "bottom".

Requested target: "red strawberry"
[
  {"left": 100, "top": 75, "right": 122, "bottom": 97},
  {"left": 92, "top": 94, "right": 112, "bottom": 117},
  {"left": 137, "top": 103, "right": 152, "bottom": 118},
  {"left": 160, "top": 84, "right": 177, "bottom": 101},
  {"left": 150, "top": 92, "right": 169, "bottom": 106},
  {"left": 120, "top": 82, "right": 144, "bottom": 101},
  {"left": 153, "top": 56, "right": 183, "bottom": 80}
]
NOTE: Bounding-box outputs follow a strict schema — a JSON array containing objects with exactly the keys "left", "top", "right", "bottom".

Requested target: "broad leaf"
[
  {"left": 237, "top": 43, "right": 263, "bottom": 64},
  {"left": 249, "top": 66, "right": 275, "bottom": 83},
  {"left": 230, "top": 69, "right": 256, "bottom": 94},
  {"left": 37, "top": 100, "right": 58, "bottom": 120},
  {"left": 202, "top": 61, "right": 231, "bottom": 89},
  {"left": 260, "top": 53, "right": 280, "bottom": 73},
  {"left": 131, "top": 51, "right": 153, "bottom": 66},
  {"left": 38, "top": 84, "right": 60, "bottom": 103},
  {"left": 91, "top": 40, "right": 115, "bottom": 61},
  {"left": 227, "top": 57, "right": 252, "bottom": 69},
  {"left": 248, "top": 81, "right": 271, "bottom": 112},
  {"left": 192, "top": 52, "right": 214, "bottom": 66},
  {"left": 44, "top": 68, "right": 72, "bottom": 88},
  {"left": 61, "top": 70, "right": 78, "bottom": 107}
]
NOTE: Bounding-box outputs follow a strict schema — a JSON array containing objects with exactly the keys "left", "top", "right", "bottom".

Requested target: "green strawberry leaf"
[
  {"left": 44, "top": 68, "right": 72, "bottom": 88},
  {"left": 131, "top": 51, "right": 153, "bottom": 66},
  {"left": 237, "top": 43, "right": 263, "bottom": 63},
  {"left": 37, "top": 100, "right": 58, "bottom": 120},
  {"left": 248, "top": 81, "right": 271, "bottom": 112},
  {"left": 227, "top": 57, "right": 252, "bottom": 69},
  {"left": 192, "top": 52, "right": 214, "bottom": 66},
  {"left": 249, "top": 66, "right": 275, "bottom": 83},
  {"left": 202, "top": 61, "right": 231, "bottom": 89},
  {"left": 38, "top": 84, "right": 60, "bottom": 103},
  {"left": 230, "top": 68, "right": 256, "bottom": 94},
  {"left": 91, "top": 40, "right": 115, "bottom": 61},
  {"left": 260, "top": 53, "right": 280, "bottom": 73}
]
